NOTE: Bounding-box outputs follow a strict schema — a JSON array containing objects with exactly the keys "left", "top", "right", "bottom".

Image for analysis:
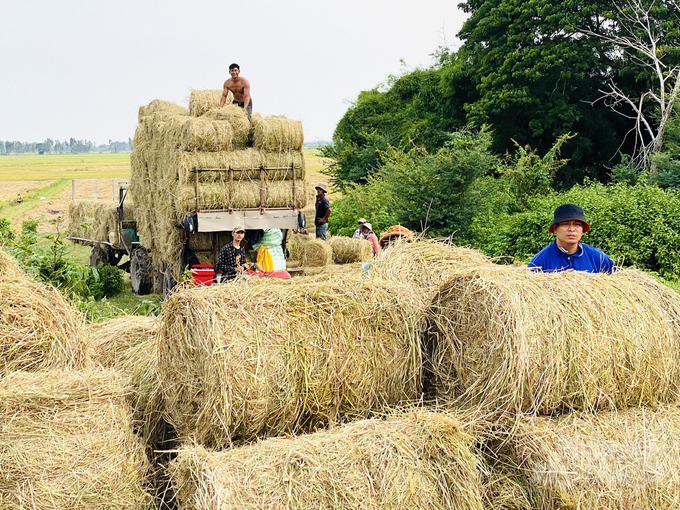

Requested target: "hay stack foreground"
[
  {"left": 492, "top": 405, "right": 680, "bottom": 509},
  {"left": 159, "top": 274, "right": 423, "bottom": 447},
  {"left": 0, "top": 250, "right": 86, "bottom": 376},
  {"left": 302, "top": 237, "right": 333, "bottom": 267},
  {"left": 170, "top": 410, "right": 485, "bottom": 510},
  {"left": 428, "top": 267, "right": 680, "bottom": 416},
  {"left": 86, "top": 315, "right": 164, "bottom": 446},
  {"left": 0, "top": 369, "right": 153, "bottom": 509},
  {"left": 369, "top": 239, "right": 492, "bottom": 300}
]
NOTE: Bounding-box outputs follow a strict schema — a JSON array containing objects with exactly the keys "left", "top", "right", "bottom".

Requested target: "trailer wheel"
[
  {"left": 90, "top": 246, "right": 110, "bottom": 267},
  {"left": 152, "top": 268, "right": 164, "bottom": 294},
  {"left": 130, "top": 247, "right": 153, "bottom": 295},
  {"left": 162, "top": 268, "right": 176, "bottom": 301}
]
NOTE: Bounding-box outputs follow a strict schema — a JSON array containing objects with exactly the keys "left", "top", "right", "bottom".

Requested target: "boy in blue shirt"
[{"left": 528, "top": 204, "right": 615, "bottom": 273}]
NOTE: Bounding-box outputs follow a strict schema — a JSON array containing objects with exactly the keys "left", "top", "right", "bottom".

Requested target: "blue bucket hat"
[{"left": 549, "top": 204, "right": 591, "bottom": 233}]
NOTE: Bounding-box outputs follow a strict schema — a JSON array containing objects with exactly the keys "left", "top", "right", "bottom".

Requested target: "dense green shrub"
[
  {"left": 470, "top": 182, "right": 680, "bottom": 278},
  {"left": 0, "top": 218, "right": 14, "bottom": 244},
  {"left": 96, "top": 263, "right": 124, "bottom": 298}
]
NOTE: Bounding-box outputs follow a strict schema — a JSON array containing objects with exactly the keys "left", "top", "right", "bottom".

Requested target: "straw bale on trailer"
[
  {"left": 250, "top": 113, "right": 304, "bottom": 152},
  {"left": 68, "top": 200, "right": 120, "bottom": 244},
  {"left": 173, "top": 148, "right": 306, "bottom": 184},
  {"left": 0, "top": 369, "right": 153, "bottom": 509},
  {"left": 170, "top": 410, "right": 485, "bottom": 510},
  {"left": 492, "top": 405, "right": 680, "bottom": 509},
  {"left": 203, "top": 105, "right": 250, "bottom": 146},
  {"left": 178, "top": 117, "right": 236, "bottom": 152},
  {"left": 175, "top": 179, "right": 307, "bottom": 216},
  {"left": 0, "top": 276, "right": 86, "bottom": 377},
  {"left": 138, "top": 99, "right": 189, "bottom": 122},
  {"left": 427, "top": 267, "right": 680, "bottom": 417},
  {"left": 329, "top": 235, "right": 374, "bottom": 263},
  {"left": 302, "top": 237, "right": 333, "bottom": 267},
  {"left": 188, "top": 89, "right": 230, "bottom": 117},
  {"left": 158, "top": 274, "right": 424, "bottom": 447}
]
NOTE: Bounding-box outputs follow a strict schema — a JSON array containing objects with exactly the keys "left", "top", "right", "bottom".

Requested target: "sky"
[{"left": 0, "top": 0, "right": 469, "bottom": 145}]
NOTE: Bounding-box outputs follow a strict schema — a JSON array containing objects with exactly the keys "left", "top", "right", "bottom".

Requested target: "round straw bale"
[
  {"left": 302, "top": 238, "right": 333, "bottom": 267},
  {"left": 139, "top": 99, "right": 188, "bottom": 122},
  {"left": 158, "top": 273, "right": 424, "bottom": 447},
  {"left": 175, "top": 180, "right": 306, "bottom": 215},
  {"left": 428, "top": 267, "right": 680, "bottom": 416},
  {"left": 0, "top": 278, "right": 86, "bottom": 377},
  {"left": 250, "top": 114, "right": 305, "bottom": 152},
  {"left": 170, "top": 410, "right": 485, "bottom": 510},
  {"left": 493, "top": 405, "right": 680, "bottom": 509},
  {"left": 286, "top": 231, "right": 311, "bottom": 261},
  {"left": 0, "top": 369, "right": 153, "bottom": 508},
  {"left": 369, "top": 238, "right": 492, "bottom": 299},
  {"left": 0, "top": 247, "right": 23, "bottom": 281},
  {"left": 179, "top": 117, "right": 235, "bottom": 152},
  {"left": 329, "top": 235, "right": 374, "bottom": 263},
  {"left": 86, "top": 316, "right": 164, "bottom": 446},
  {"left": 188, "top": 89, "right": 231, "bottom": 117},
  {"left": 202, "top": 105, "right": 250, "bottom": 149}
]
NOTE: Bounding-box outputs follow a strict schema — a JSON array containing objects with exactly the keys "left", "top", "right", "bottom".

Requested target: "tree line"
[
  {"left": 0, "top": 138, "right": 132, "bottom": 155},
  {"left": 324, "top": 0, "right": 680, "bottom": 278}
]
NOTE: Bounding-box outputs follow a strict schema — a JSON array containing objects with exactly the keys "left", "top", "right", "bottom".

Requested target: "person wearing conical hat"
[{"left": 528, "top": 204, "right": 615, "bottom": 273}]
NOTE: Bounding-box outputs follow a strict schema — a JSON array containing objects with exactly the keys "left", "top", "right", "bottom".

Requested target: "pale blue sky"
[{"left": 0, "top": 0, "right": 467, "bottom": 144}]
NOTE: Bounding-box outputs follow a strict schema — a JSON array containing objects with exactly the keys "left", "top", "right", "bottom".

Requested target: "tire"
[
  {"left": 130, "top": 247, "right": 153, "bottom": 295},
  {"left": 162, "top": 267, "right": 176, "bottom": 301},
  {"left": 90, "top": 246, "right": 110, "bottom": 267},
  {"left": 152, "top": 268, "right": 164, "bottom": 294}
]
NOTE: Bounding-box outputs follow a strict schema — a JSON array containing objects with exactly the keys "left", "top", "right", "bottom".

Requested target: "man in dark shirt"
[
  {"left": 314, "top": 183, "right": 331, "bottom": 241},
  {"left": 215, "top": 225, "right": 250, "bottom": 282}
]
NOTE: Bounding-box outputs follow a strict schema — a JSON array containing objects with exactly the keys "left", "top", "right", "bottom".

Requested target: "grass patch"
[
  {"left": 0, "top": 153, "right": 131, "bottom": 181},
  {"left": 1, "top": 179, "right": 71, "bottom": 219}
]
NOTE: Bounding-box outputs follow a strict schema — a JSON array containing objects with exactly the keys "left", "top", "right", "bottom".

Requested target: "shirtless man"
[{"left": 219, "top": 63, "right": 252, "bottom": 117}]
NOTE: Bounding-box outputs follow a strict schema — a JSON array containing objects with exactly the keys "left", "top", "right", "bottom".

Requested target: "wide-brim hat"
[
  {"left": 362, "top": 223, "right": 373, "bottom": 232},
  {"left": 315, "top": 183, "right": 327, "bottom": 193},
  {"left": 358, "top": 218, "right": 367, "bottom": 224},
  {"left": 548, "top": 204, "right": 590, "bottom": 233},
  {"left": 378, "top": 225, "right": 414, "bottom": 247}
]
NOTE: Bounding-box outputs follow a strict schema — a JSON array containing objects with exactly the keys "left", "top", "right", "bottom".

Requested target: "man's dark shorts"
[{"left": 233, "top": 99, "right": 253, "bottom": 116}]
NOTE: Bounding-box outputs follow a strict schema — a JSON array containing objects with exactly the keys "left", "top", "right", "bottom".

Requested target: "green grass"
[{"left": 0, "top": 152, "right": 131, "bottom": 180}]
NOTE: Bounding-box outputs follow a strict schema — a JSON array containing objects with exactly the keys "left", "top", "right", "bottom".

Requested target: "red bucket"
[{"left": 191, "top": 264, "right": 214, "bottom": 286}]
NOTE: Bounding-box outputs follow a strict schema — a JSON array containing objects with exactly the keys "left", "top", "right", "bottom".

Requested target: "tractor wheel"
[
  {"left": 152, "top": 268, "right": 164, "bottom": 294},
  {"left": 90, "top": 246, "right": 110, "bottom": 267},
  {"left": 162, "top": 268, "right": 176, "bottom": 301},
  {"left": 130, "top": 247, "right": 153, "bottom": 295}
]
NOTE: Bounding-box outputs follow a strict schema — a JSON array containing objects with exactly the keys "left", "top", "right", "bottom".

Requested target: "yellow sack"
[{"left": 256, "top": 245, "right": 274, "bottom": 271}]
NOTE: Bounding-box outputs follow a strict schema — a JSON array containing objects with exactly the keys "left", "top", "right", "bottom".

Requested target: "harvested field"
[
  {"left": 302, "top": 237, "right": 333, "bottom": 267},
  {"left": 158, "top": 273, "right": 424, "bottom": 447},
  {"left": 0, "top": 369, "right": 153, "bottom": 509},
  {"left": 329, "top": 235, "right": 373, "bottom": 263},
  {"left": 491, "top": 405, "right": 680, "bottom": 509},
  {"left": 170, "top": 410, "right": 485, "bottom": 510},
  {"left": 427, "top": 267, "right": 680, "bottom": 416},
  {"left": 0, "top": 253, "right": 86, "bottom": 376}
]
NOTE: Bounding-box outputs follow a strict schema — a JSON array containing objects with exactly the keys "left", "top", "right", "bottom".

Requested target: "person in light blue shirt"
[{"left": 528, "top": 204, "right": 615, "bottom": 273}]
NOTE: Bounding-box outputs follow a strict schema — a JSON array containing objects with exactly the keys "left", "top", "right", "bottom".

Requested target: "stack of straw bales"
[
  {"left": 301, "top": 237, "right": 333, "bottom": 267},
  {"left": 0, "top": 369, "right": 153, "bottom": 508},
  {"left": 427, "top": 267, "right": 680, "bottom": 417},
  {"left": 329, "top": 235, "right": 373, "bottom": 263},
  {"left": 86, "top": 315, "right": 164, "bottom": 446},
  {"left": 0, "top": 248, "right": 87, "bottom": 376},
  {"left": 169, "top": 410, "right": 485, "bottom": 510},
  {"left": 491, "top": 405, "right": 680, "bottom": 509},
  {"left": 68, "top": 200, "right": 133, "bottom": 245},
  {"left": 158, "top": 273, "right": 424, "bottom": 447},
  {"left": 130, "top": 92, "right": 306, "bottom": 275}
]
